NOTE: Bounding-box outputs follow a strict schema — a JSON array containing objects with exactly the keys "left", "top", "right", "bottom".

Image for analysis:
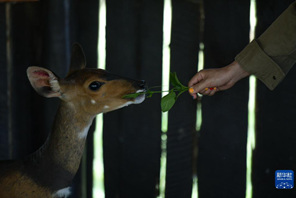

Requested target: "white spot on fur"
[
  {"left": 91, "top": 99, "right": 96, "bottom": 104},
  {"left": 53, "top": 187, "right": 71, "bottom": 198},
  {"left": 103, "top": 105, "right": 109, "bottom": 109},
  {"left": 78, "top": 122, "right": 92, "bottom": 139}
]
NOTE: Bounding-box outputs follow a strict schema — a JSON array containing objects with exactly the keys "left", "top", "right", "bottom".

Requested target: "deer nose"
[
  {"left": 138, "top": 80, "right": 146, "bottom": 89},
  {"left": 139, "top": 80, "right": 146, "bottom": 88}
]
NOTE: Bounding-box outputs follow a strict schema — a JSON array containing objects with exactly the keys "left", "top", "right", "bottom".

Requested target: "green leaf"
[
  {"left": 170, "top": 72, "right": 187, "bottom": 91},
  {"left": 123, "top": 92, "right": 144, "bottom": 99},
  {"left": 170, "top": 72, "right": 180, "bottom": 89},
  {"left": 146, "top": 90, "right": 154, "bottom": 98},
  {"left": 161, "top": 91, "right": 176, "bottom": 112},
  {"left": 123, "top": 72, "right": 189, "bottom": 112}
]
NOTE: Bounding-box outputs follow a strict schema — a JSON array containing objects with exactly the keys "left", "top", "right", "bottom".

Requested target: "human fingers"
[
  {"left": 199, "top": 87, "right": 212, "bottom": 95},
  {"left": 189, "top": 83, "right": 211, "bottom": 99},
  {"left": 208, "top": 87, "right": 219, "bottom": 96},
  {"left": 190, "top": 77, "right": 215, "bottom": 95},
  {"left": 188, "top": 72, "right": 204, "bottom": 88},
  {"left": 198, "top": 87, "right": 216, "bottom": 95}
]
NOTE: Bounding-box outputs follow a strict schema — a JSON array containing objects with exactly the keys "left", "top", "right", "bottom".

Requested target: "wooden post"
[
  {"left": 165, "top": 0, "right": 200, "bottom": 197},
  {"left": 253, "top": 0, "right": 296, "bottom": 197},
  {"left": 104, "top": 0, "right": 163, "bottom": 197},
  {"left": 198, "top": 0, "right": 250, "bottom": 197}
]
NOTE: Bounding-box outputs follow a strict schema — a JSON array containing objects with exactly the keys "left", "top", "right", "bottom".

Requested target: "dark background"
[{"left": 0, "top": 0, "right": 295, "bottom": 198}]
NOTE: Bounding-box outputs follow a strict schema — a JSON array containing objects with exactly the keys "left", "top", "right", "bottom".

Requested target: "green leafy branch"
[{"left": 123, "top": 72, "right": 189, "bottom": 112}]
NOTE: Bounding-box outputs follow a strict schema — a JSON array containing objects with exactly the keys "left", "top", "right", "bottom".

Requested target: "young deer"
[{"left": 0, "top": 44, "right": 146, "bottom": 198}]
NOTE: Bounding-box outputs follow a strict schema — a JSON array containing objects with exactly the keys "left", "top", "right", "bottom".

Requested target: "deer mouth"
[{"left": 133, "top": 89, "right": 146, "bottom": 104}]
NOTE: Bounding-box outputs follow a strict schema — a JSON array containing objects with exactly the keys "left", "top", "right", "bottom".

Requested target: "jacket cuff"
[{"left": 235, "top": 40, "right": 285, "bottom": 90}]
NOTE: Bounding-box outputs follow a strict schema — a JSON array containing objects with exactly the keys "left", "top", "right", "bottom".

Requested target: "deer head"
[{"left": 27, "top": 44, "right": 146, "bottom": 116}]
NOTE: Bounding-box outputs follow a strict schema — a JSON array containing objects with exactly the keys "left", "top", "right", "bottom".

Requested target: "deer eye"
[{"left": 89, "top": 81, "right": 104, "bottom": 91}]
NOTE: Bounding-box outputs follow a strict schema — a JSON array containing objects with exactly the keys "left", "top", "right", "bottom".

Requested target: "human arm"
[
  {"left": 235, "top": 1, "right": 296, "bottom": 90},
  {"left": 189, "top": 1, "right": 296, "bottom": 97}
]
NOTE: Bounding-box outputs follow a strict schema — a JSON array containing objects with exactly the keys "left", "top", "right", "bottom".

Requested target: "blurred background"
[{"left": 0, "top": 0, "right": 295, "bottom": 197}]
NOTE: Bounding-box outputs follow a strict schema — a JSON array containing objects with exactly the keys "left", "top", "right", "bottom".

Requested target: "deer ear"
[
  {"left": 27, "top": 66, "right": 61, "bottom": 98},
  {"left": 68, "top": 43, "right": 86, "bottom": 75}
]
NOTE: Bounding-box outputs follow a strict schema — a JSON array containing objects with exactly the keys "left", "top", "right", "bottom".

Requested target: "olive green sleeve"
[{"left": 235, "top": 1, "right": 296, "bottom": 90}]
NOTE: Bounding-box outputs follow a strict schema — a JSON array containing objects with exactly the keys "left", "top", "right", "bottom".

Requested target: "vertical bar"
[
  {"left": 253, "top": 1, "right": 296, "bottom": 197},
  {"left": 195, "top": 43, "right": 204, "bottom": 132},
  {"left": 165, "top": 0, "right": 200, "bottom": 197},
  {"left": 0, "top": 4, "right": 9, "bottom": 160},
  {"left": 70, "top": 0, "right": 100, "bottom": 196},
  {"left": 246, "top": 76, "right": 256, "bottom": 198},
  {"left": 159, "top": 0, "right": 172, "bottom": 196},
  {"left": 161, "top": 0, "right": 172, "bottom": 133},
  {"left": 8, "top": 2, "right": 43, "bottom": 158},
  {"left": 246, "top": 1, "right": 257, "bottom": 198},
  {"left": 93, "top": 0, "right": 106, "bottom": 197},
  {"left": 198, "top": 0, "right": 250, "bottom": 197},
  {"left": 104, "top": 1, "right": 163, "bottom": 197},
  {"left": 193, "top": 3, "right": 205, "bottom": 197},
  {"left": 64, "top": 0, "right": 70, "bottom": 67},
  {"left": 81, "top": 147, "right": 87, "bottom": 198},
  {"left": 103, "top": 0, "right": 139, "bottom": 195},
  {"left": 98, "top": 0, "right": 106, "bottom": 70},
  {"left": 5, "top": 3, "right": 13, "bottom": 159}
]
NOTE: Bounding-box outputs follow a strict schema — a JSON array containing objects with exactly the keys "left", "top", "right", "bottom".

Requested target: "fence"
[{"left": 0, "top": 0, "right": 296, "bottom": 198}]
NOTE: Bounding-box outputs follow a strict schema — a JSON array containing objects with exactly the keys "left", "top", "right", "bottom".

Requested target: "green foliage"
[
  {"left": 123, "top": 72, "right": 189, "bottom": 112},
  {"left": 161, "top": 91, "right": 176, "bottom": 112}
]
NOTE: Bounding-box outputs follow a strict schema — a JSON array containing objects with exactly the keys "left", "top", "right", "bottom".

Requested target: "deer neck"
[
  {"left": 25, "top": 101, "right": 95, "bottom": 191},
  {"left": 47, "top": 101, "right": 95, "bottom": 173}
]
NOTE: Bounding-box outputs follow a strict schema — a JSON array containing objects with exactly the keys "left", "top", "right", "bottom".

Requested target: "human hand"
[{"left": 188, "top": 61, "right": 250, "bottom": 98}]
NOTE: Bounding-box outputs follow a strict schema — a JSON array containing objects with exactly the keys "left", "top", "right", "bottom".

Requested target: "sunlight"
[
  {"left": 159, "top": 0, "right": 172, "bottom": 197},
  {"left": 93, "top": 0, "right": 106, "bottom": 197},
  {"left": 246, "top": 0, "right": 257, "bottom": 198}
]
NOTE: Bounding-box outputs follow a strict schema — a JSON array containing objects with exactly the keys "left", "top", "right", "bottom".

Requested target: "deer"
[{"left": 0, "top": 44, "right": 146, "bottom": 198}]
